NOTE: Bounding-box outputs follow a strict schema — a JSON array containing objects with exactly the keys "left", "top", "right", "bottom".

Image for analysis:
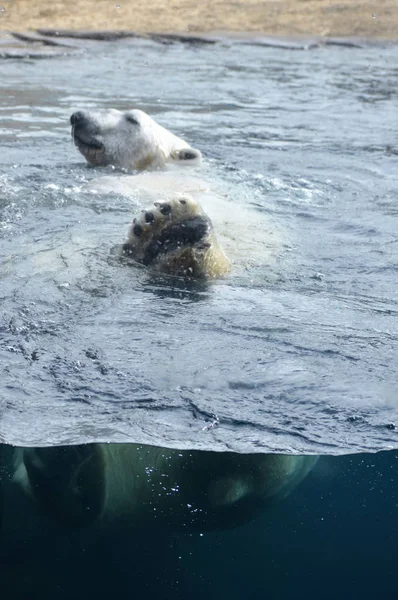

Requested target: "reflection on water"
[{"left": 0, "top": 444, "right": 397, "bottom": 600}]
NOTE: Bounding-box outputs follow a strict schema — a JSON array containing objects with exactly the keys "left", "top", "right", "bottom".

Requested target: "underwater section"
[{"left": 0, "top": 443, "right": 397, "bottom": 599}]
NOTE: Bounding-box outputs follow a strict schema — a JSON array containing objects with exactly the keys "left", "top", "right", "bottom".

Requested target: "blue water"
[
  {"left": 1, "top": 447, "right": 397, "bottom": 599},
  {"left": 0, "top": 36, "right": 398, "bottom": 600}
]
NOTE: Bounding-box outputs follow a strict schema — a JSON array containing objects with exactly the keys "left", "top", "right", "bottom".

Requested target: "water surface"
[{"left": 0, "top": 38, "right": 397, "bottom": 453}]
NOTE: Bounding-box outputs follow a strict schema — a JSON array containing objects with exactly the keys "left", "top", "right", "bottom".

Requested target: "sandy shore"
[{"left": 0, "top": 0, "right": 397, "bottom": 39}]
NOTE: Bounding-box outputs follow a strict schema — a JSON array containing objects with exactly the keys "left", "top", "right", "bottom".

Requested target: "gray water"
[{"left": 0, "top": 38, "right": 397, "bottom": 453}]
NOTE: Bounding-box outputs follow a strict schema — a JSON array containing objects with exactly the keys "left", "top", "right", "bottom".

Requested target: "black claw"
[
  {"left": 122, "top": 242, "right": 134, "bottom": 256},
  {"left": 70, "top": 111, "right": 86, "bottom": 126},
  {"left": 133, "top": 223, "right": 143, "bottom": 236},
  {"left": 159, "top": 203, "right": 171, "bottom": 216},
  {"left": 178, "top": 150, "right": 198, "bottom": 160}
]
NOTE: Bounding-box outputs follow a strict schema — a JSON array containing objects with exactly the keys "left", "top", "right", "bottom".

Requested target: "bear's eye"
[{"left": 125, "top": 114, "right": 139, "bottom": 125}]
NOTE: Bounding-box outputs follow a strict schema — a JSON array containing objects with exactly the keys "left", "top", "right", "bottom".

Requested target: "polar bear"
[
  {"left": 0, "top": 109, "right": 319, "bottom": 534},
  {"left": 71, "top": 108, "right": 202, "bottom": 170},
  {"left": 71, "top": 108, "right": 232, "bottom": 277},
  {"left": 0, "top": 111, "right": 317, "bottom": 535},
  {"left": 71, "top": 107, "right": 282, "bottom": 278},
  {"left": 12, "top": 443, "right": 317, "bottom": 530}
]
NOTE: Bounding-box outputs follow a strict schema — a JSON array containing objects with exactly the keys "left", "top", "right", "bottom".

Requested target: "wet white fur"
[
  {"left": 74, "top": 108, "right": 283, "bottom": 274},
  {"left": 73, "top": 108, "right": 201, "bottom": 170}
]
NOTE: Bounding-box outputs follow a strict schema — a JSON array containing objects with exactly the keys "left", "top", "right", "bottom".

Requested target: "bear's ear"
[{"left": 171, "top": 148, "right": 202, "bottom": 163}]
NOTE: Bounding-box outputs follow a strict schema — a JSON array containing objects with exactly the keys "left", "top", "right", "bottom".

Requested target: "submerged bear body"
[{"left": 11, "top": 443, "right": 317, "bottom": 531}]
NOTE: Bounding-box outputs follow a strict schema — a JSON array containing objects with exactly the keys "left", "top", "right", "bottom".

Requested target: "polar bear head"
[{"left": 70, "top": 108, "right": 202, "bottom": 170}]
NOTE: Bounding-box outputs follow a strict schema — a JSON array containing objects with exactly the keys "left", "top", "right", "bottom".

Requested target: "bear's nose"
[{"left": 70, "top": 111, "right": 87, "bottom": 127}]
